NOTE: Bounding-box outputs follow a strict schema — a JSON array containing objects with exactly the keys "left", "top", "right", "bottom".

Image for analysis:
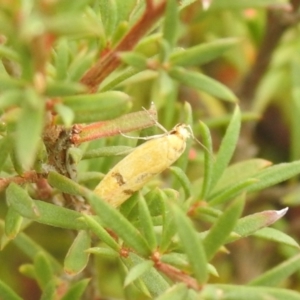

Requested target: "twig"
[{"left": 80, "top": 0, "right": 167, "bottom": 92}]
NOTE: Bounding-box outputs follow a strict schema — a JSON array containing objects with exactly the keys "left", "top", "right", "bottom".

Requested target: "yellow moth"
[{"left": 94, "top": 123, "right": 191, "bottom": 207}]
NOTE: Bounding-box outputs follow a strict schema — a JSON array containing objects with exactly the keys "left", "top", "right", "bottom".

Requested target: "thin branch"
[{"left": 80, "top": 0, "right": 167, "bottom": 92}]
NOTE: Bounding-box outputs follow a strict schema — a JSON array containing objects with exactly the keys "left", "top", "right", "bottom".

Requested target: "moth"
[{"left": 94, "top": 123, "right": 191, "bottom": 207}]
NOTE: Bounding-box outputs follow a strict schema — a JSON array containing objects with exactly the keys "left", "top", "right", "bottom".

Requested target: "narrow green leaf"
[
  {"left": 4, "top": 207, "right": 23, "bottom": 239},
  {"left": 87, "top": 193, "right": 151, "bottom": 257},
  {"left": 203, "top": 194, "right": 244, "bottom": 261},
  {"left": 54, "top": 103, "right": 74, "bottom": 127},
  {"left": 160, "top": 199, "right": 176, "bottom": 253},
  {"left": 34, "top": 252, "right": 53, "bottom": 289},
  {"left": 203, "top": 284, "right": 300, "bottom": 300},
  {"left": 0, "top": 280, "right": 22, "bottom": 300},
  {"left": 169, "top": 67, "right": 238, "bottom": 102},
  {"left": 208, "top": 178, "right": 257, "bottom": 206},
  {"left": 13, "top": 233, "right": 62, "bottom": 272},
  {"left": 83, "top": 146, "right": 133, "bottom": 159},
  {"left": 163, "top": 0, "right": 179, "bottom": 47},
  {"left": 209, "top": 0, "right": 286, "bottom": 10},
  {"left": 209, "top": 106, "right": 241, "bottom": 191},
  {"left": 64, "top": 231, "right": 91, "bottom": 275},
  {"left": 40, "top": 280, "right": 56, "bottom": 300},
  {"left": 155, "top": 283, "right": 188, "bottom": 300},
  {"left": 45, "top": 81, "right": 86, "bottom": 97},
  {"left": 170, "top": 38, "right": 239, "bottom": 67},
  {"left": 48, "top": 171, "right": 87, "bottom": 196},
  {"left": 169, "top": 166, "right": 192, "bottom": 198},
  {"left": 246, "top": 161, "right": 300, "bottom": 193},
  {"left": 124, "top": 260, "right": 154, "bottom": 287},
  {"left": 86, "top": 247, "right": 119, "bottom": 258},
  {"left": 99, "top": 0, "right": 118, "bottom": 36},
  {"left": 161, "top": 253, "right": 189, "bottom": 271},
  {"left": 231, "top": 208, "right": 289, "bottom": 241},
  {"left": 290, "top": 57, "right": 300, "bottom": 160},
  {"left": 249, "top": 253, "right": 300, "bottom": 287},
  {"left": 138, "top": 193, "right": 157, "bottom": 251},
  {"left": 62, "top": 91, "right": 131, "bottom": 123},
  {"left": 0, "top": 90, "right": 21, "bottom": 110},
  {"left": 54, "top": 38, "right": 69, "bottom": 81},
  {"left": 119, "top": 52, "right": 148, "bottom": 70},
  {"left": 253, "top": 227, "right": 299, "bottom": 249},
  {"left": 61, "top": 279, "right": 90, "bottom": 300},
  {"left": 8, "top": 190, "right": 86, "bottom": 230},
  {"left": 212, "top": 159, "right": 271, "bottom": 193},
  {"left": 124, "top": 252, "right": 170, "bottom": 297},
  {"left": 198, "top": 121, "right": 213, "bottom": 199},
  {"left": 6, "top": 183, "right": 40, "bottom": 219},
  {"left": 0, "top": 135, "right": 11, "bottom": 171},
  {"left": 15, "top": 89, "right": 44, "bottom": 168},
  {"left": 173, "top": 204, "right": 208, "bottom": 283},
  {"left": 82, "top": 214, "right": 120, "bottom": 251}
]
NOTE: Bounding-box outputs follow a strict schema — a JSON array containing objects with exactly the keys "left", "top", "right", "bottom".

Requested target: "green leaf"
[
  {"left": 0, "top": 280, "right": 22, "bottom": 300},
  {"left": 124, "top": 253, "right": 170, "bottom": 297},
  {"left": 173, "top": 204, "right": 208, "bottom": 284},
  {"left": 87, "top": 192, "right": 151, "bottom": 257},
  {"left": 124, "top": 260, "right": 154, "bottom": 287},
  {"left": 60, "top": 279, "right": 90, "bottom": 300},
  {"left": 203, "top": 194, "right": 244, "bottom": 261},
  {"left": 86, "top": 247, "right": 119, "bottom": 258},
  {"left": 34, "top": 252, "right": 54, "bottom": 289},
  {"left": 82, "top": 214, "right": 120, "bottom": 251},
  {"left": 15, "top": 89, "right": 44, "bottom": 168},
  {"left": 40, "top": 280, "right": 56, "bottom": 300},
  {"left": 0, "top": 135, "right": 11, "bottom": 171},
  {"left": 83, "top": 146, "right": 133, "bottom": 159},
  {"left": 54, "top": 103, "right": 74, "bottom": 127},
  {"left": 138, "top": 193, "right": 157, "bottom": 251},
  {"left": 249, "top": 253, "right": 300, "bottom": 287},
  {"left": 99, "top": 0, "right": 118, "bottom": 36},
  {"left": 4, "top": 207, "right": 23, "bottom": 239},
  {"left": 45, "top": 81, "right": 86, "bottom": 97},
  {"left": 62, "top": 91, "right": 131, "bottom": 123},
  {"left": 64, "top": 231, "right": 91, "bottom": 275},
  {"left": 209, "top": 0, "right": 286, "bottom": 10},
  {"left": 119, "top": 52, "right": 148, "bottom": 70},
  {"left": 54, "top": 38, "right": 69, "bottom": 81},
  {"left": 13, "top": 233, "right": 62, "bottom": 272},
  {"left": 163, "top": 0, "right": 179, "bottom": 47},
  {"left": 6, "top": 183, "right": 40, "bottom": 219},
  {"left": 48, "top": 171, "right": 87, "bottom": 197},
  {"left": 290, "top": 57, "right": 300, "bottom": 161},
  {"left": 202, "top": 284, "right": 300, "bottom": 300},
  {"left": 155, "top": 284, "right": 188, "bottom": 300},
  {"left": 230, "top": 208, "right": 289, "bottom": 241},
  {"left": 7, "top": 185, "right": 86, "bottom": 230},
  {"left": 169, "top": 166, "right": 192, "bottom": 198},
  {"left": 169, "top": 67, "right": 238, "bottom": 102},
  {"left": 170, "top": 38, "right": 239, "bottom": 67},
  {"left": 0, "top": 90, "right": 22, "bottom": 110},
  {"left": 208, "top": 178, "right": 257, "bottom": 206},
  {"left": 198, "top": 121, "right": 213, "bottom": 199},
  {"left": 246, "top": 161, "right": 300, "bottom": 193},
  {"left": 209, "top": 106, "right": 241, "bottom": 192},
  {"left": 212, "top": 159, "right": 271, "bottom": 193},
  {"left": 253, "top": 227, "right": 299, "bottom": 249}
]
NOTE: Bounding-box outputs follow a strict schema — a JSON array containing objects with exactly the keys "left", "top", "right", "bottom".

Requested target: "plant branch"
[{"left": 80, "top": 0, "right": 167, "bottom": 92}]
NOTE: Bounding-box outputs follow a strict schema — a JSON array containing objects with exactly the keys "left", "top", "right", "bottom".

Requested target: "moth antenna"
[
  {"left": 142, "top": 102, "right": 169, "bottom": 134},
  {"left": 185, "top": 125, "right": 215, "bottom": 161},
  {"left": 119, "top": 131, "right": 166, "bottom": 140}
]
